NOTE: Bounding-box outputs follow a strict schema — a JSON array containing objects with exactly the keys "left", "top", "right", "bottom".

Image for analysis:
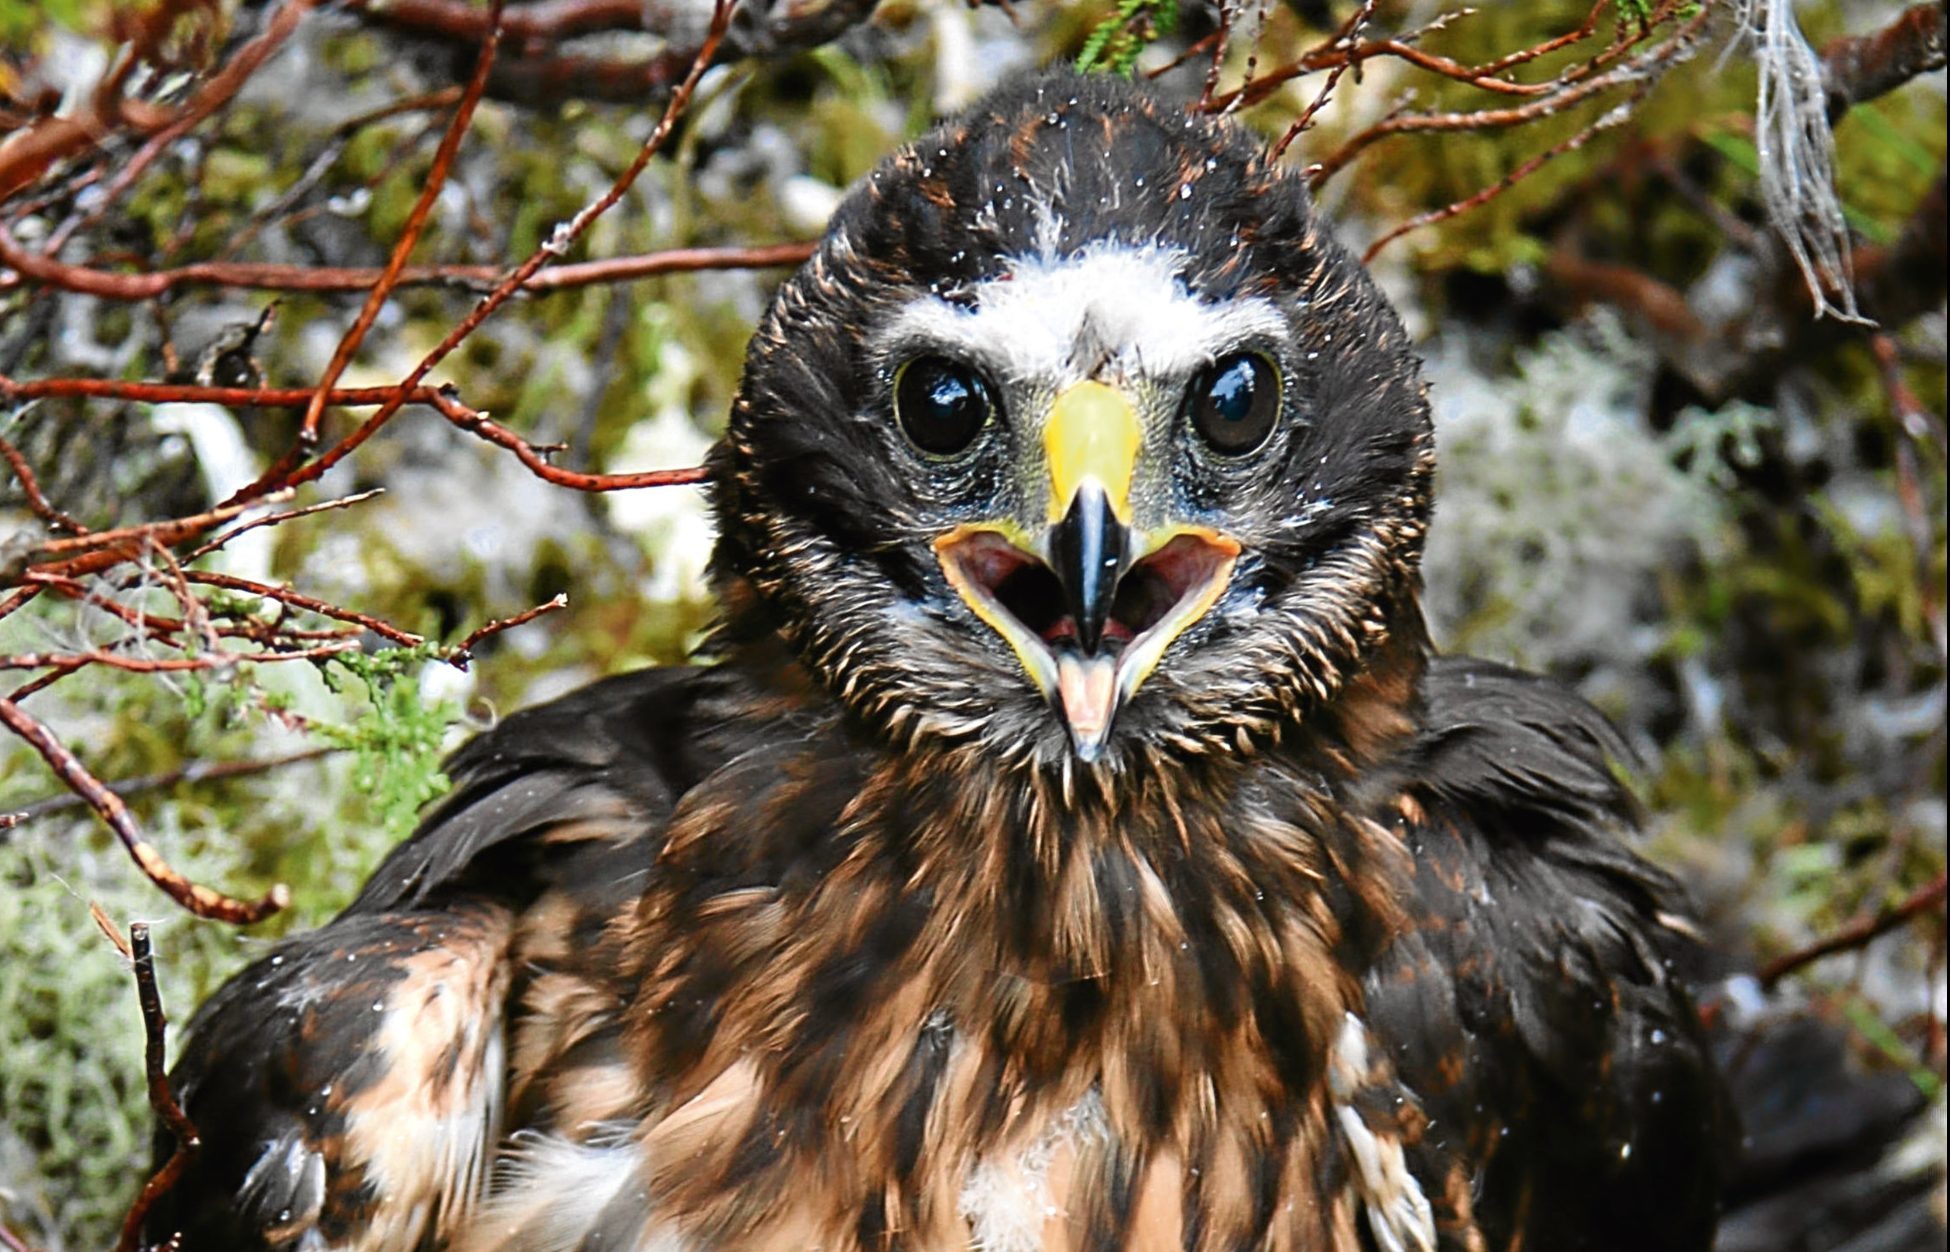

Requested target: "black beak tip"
[{"left": 1050, "top": 487, "right": 1127, "bottom": 656}]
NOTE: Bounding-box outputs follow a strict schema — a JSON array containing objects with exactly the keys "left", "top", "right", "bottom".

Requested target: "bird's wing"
[
  {"left": 146, "top": 903, "right": 517, "bottom": 1252},
  {"left": 1363, "top": 655, "right": 1732, "bottom": 1252},
  {"left": 144, "top": 664, "right": 784, "bottom": 1251}
]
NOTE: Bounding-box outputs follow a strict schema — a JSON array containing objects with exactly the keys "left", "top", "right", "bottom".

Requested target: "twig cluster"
[
  {"left": 2, "top": 1, "right": 763, "bottom": 1239},
  {"left": 1184, "top": 0, "right": 1942, "bottom": 659},
  {"left": 0, "top": 0, "right": 760, "bottom": 937},
  {"left": 1198, "top": 0, "right": 1711, "bottom": 194}
]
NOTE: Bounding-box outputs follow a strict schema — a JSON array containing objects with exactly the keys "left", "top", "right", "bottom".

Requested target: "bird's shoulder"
[
  {"left": 1357, "top": 653, "right": 1728, "bottom": 1250},
  {"left": 345, "top": 660, "right": 808, "bottom": 915}
]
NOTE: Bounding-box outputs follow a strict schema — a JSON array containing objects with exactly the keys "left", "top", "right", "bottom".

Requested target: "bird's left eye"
[
  {"left": 1186, "top": 353, "right": 1280, "bottom": 455},
  {"left": 896, "top": 356, "right": 995, "bottom": 456}
]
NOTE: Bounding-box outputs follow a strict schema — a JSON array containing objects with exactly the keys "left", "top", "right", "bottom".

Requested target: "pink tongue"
[{"left": 1055, "top": 653, "right": 1118, "bottom": 750}]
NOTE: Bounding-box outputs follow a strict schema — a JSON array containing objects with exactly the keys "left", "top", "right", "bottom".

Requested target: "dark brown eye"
[
  {"left": 1187, "top": 353, "right": 1280, "bottom": 455},
  {"left": 896, "top": 356, "right": 994, "bottom": 455}
]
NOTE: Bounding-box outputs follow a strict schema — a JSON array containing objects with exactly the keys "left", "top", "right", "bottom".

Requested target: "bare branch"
[
  {"left": 115, "top": 923, "right": 200, "bottom": 1252},
  {"left": 0, "top": 429, "right": 88, "bottom": 535},
  {"left": 447, "top": 592, "right": 569, "bottom": 669},
  {"left": 0, "top": 225, "right": 815, "bottom": 299},
  {"left": 441, "top": 403, "right": 709, "bottom": 490},
  {"left": 0, "top": 695, "right": 289, "bottom": 923},
  {"left": 1822, "top": 1, "right": 1947, "bottom": 121},
  {"left": 1761, "top": 872, "right": 1949, "bottom": 986}
]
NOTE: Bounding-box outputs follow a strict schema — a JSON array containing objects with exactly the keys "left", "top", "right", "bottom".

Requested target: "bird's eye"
[
  {"left": 1186, "top": 353, "right": 1280, "bottom": 455},
  {"left": 895, "top": 356, "right": 995, "bottom": 456}
]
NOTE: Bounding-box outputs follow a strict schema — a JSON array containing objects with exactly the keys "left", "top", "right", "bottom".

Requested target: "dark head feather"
[{"left": 712, "top": 68, "right": 1434, "bottom": 769}]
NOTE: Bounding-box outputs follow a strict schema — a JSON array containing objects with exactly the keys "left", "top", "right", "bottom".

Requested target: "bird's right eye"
[
  {"left": 1186, "top": 352, "right": 1280, "bottom": 455},
  {"left": 895, "top": 356, "right": 994, "bottom": 456}
]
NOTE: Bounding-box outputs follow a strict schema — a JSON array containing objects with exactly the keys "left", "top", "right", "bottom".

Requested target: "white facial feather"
[{"left": 883, "top": 244, "right": 1284, "bottom": 391}]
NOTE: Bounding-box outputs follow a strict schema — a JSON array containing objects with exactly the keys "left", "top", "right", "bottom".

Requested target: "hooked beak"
[
  {"left": 1048, "top": 479, "right": 1127, "bottom": 656},
  {"left": 935, "top": 381, "right": 1239, "bottom": 761}
]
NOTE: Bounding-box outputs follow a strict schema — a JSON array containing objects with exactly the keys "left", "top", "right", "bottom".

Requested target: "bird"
[{"left": 145, "top": 67, "right": 1730, "bottom": 1252}]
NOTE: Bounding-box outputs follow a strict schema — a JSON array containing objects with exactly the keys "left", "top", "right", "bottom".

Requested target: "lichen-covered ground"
[{"left": 0, "top": 1, "right": 1942, "bottom": 1245}]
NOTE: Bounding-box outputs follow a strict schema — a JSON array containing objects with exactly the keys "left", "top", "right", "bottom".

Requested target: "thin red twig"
[
  {"left": 1271, "top": 0, "right": 1378, "bottom": 162},
  {"left": 1206, "top": 0, "right": 1614, "bottom": 116},
  {"left": 0, "top": 376, "right": 709, "bottom": 493},
  {"left": 1761, "top": 872, "right": 1950, "bottom": 986},
  {"left": 1144, "top": 28, "right": 1221, "bottom": 86},
  {"left": 1305, "top": 1, "right": 1708, "bottom": 185},
  {"left": 303, "top": 8, "right": 502, "bottom": 444},
  {"left": 443, "top": 404, "right": 710, "bottom": 489},
  {"left": 1362, "top": 82, "right": 1653, "bottom": 261},
  {"left": 186, "top": 489, "right": 386, "bottom": 561},
  {"left": 0, "top": 695, "right": 288, "bottom": 923},
  {"left": 24, "top": 495, "right": 273, "bottom": 558},
  {"left": 224, "top": 0, "right": 738, "bottom": 508},
  {"left": 1, "top": 376, "right": 472, "bottom": 409},
  {"left": 20, "top": 567, "right": 362, "bottom": 646},
  {"left": 447, "top": 592, "right": 569, "bottom": 669},
  {"left": 9, "top": 496, "right": 284, "bottom": 583},
  {"left": 4, "top": 658, "right": 86, "bottom": 704},
  {"left": 1475, "top": 0, "right": 1610, "bottom": 77},
  {"left": 183, "top": 570, "right": 426, "bottom": 646},
  {"left": 0, "top": 430, "right": 88, "bottom": 535},
  {"left": 0, "top": 231, "right": 816, "bottom": 298}
]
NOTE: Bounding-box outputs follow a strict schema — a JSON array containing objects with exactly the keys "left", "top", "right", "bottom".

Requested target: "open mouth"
[
  {"left": 936, "top": 525, "right": 1239, "bottom": 755},
  {"left": 945, "top": 531, "right": 1228, "bottom": 654}
]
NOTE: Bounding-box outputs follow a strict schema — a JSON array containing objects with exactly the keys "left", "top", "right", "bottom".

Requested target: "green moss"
[
  {"left": 314, "top": 647, "right": 459, "bottom": 839},
  {"left": 1076, "top": 0, "right": 1180, "bottom": 75}
]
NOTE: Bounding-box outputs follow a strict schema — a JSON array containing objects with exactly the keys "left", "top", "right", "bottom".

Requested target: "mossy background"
[{"left": 0, "top": 0, "right": 1943, "bottom": 1244}]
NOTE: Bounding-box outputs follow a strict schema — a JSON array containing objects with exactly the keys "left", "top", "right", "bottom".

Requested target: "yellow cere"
[{"left": 1042, "top": 381, "right": 1141, "bottom": 523}]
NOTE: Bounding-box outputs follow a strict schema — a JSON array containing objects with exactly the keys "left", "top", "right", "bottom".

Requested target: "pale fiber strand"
[{"left": 1734, "top": 0, "right": 1868, "bottom": 323}]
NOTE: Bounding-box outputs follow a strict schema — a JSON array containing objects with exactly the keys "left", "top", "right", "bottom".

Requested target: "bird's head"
[{"left": 712, "top": 69, "right": 1434, "bottom": 769}]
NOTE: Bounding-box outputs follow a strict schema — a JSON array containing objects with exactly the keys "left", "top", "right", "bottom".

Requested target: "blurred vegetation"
[{"left": 0, "top": 0, "right": 1943, "bottom": 1244}]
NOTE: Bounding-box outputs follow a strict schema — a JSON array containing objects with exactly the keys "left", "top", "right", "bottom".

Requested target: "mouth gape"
[
  {"left": 936, "top": 526, "right": 1238, "bottom": 758},
  {"left": 950, "top": 531, "right": 1224, "bottom": 651}
]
